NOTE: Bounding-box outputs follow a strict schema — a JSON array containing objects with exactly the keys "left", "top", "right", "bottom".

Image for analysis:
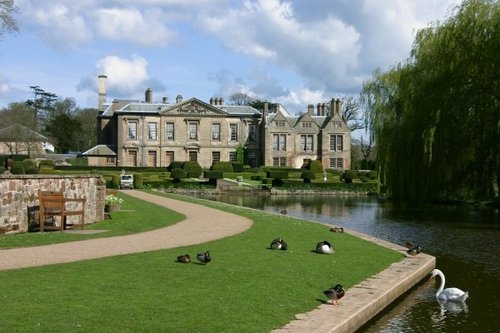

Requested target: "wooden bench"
[{"left": 38, "top": 190, "right": 86, "bottom": 232}]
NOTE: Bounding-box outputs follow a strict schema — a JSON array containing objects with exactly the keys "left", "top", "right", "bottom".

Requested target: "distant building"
[
  {"left": 0, "top": 124, "right": 49, "bottom": 156},
  {"left": 86, "top": 75, "right": 351, "bottom": 170}
]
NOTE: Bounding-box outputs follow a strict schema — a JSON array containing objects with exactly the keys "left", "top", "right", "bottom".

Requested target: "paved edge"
[
  {"left": 0, "top": 190, "right": 253, "bottom": 271},
  {"left": 271, "top": 228, "right": 436, "bottom": 333}
]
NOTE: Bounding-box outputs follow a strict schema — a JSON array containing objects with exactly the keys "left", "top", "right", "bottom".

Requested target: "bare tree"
[
  {"left": 229, "top": 92, "right": 254, "bottom": 106},
  {"left": 341, "top": 96, "right": 365, "bottom": 132},
  {"left": 0, "top": 0, "right": 18, "bottom": 39}
]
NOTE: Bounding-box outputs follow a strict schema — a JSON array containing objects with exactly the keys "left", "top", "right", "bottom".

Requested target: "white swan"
[{"left": 430, "top": 269, "right": 469, "bottom": 302}]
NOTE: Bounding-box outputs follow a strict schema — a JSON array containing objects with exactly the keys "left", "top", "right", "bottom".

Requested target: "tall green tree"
[
  {"left": 43, "top": 98, "right": 82, "bottom": 153},
  {"left": 362, "top": 0, "right": 499, "bottom": 202}
]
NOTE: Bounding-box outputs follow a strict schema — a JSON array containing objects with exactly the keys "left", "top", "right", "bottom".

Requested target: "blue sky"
[{"left": 1, "top": 0, "right": 462, "bottom": 114}]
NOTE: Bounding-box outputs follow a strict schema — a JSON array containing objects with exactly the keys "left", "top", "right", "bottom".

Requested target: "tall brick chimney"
[{"left": 98, "top": 75, "right": 107, "bottom": 112}]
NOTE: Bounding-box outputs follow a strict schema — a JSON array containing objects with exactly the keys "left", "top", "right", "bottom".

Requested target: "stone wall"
[{"left": 0, "top": 175, "right": 106, "bottom": 234}]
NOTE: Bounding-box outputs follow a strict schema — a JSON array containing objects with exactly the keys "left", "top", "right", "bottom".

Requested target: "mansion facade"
[{"left": 84, "top": 75, "right": 351, "bottom": 170}]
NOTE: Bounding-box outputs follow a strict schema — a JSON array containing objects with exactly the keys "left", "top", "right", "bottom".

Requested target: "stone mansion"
[{"left": 84, "top": 75, "right": 351, "bottom": 170}]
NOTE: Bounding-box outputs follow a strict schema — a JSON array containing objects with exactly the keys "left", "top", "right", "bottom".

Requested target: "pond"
[{"left": 197, "top": 193, "right": 500, "bottom": 333}]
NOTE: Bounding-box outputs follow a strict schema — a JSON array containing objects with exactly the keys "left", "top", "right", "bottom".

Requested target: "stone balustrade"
[{"left": 0, "top": 175, "right": 106, "bottom": 234}]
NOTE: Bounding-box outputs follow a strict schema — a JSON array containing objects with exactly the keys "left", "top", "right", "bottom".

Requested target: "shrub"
[
  {"left": 38, "top": 167, "right": 55, "bottom": 174},
  {"left": 11, "top": 164, "right": 25, "bottom": 174},
  {"left": 23, "top": 159, "right": 38, "bottom": 174},
  {"left": 171, "top": 168, "right": 187, "bottom": 183},
  {"left": 309, "top": 160, "right": 324, "bottom": 172},
  {"left": 301, "top": 170, "right": 316, "bottom": 183},
  {"left": 182, "top": 161, "right": 202, "bottom": 178},
  {"left": 134, "top": 173, "right": 143, "bottom": 189},
  {"left": 232, "top": 162, "right": 244, "bottom": 172},
  {"left": 211, "top": 161, "right": 234, "bottom": 172},
  {"left": 39, "top": 159, "right": 55, "bottom": 168},
  {"left": 342, "top": 170, "right": 358, "bottom": 183},
  {"left": 167, "top": 161, "right": 184, "bottom": 172},
  {"left": 204, "top": 170, "right": 223, "bottom": 180},
  {"left": 266, "top": 171, "right": 289, "bottom": 180},
  {"left": 111, "top": 174, "right": 121, "bottom": 189}
]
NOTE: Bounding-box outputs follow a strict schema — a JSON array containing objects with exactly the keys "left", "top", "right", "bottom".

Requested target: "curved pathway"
[{"left": 0, "top": 190, "right": 253, "bottom": 271}]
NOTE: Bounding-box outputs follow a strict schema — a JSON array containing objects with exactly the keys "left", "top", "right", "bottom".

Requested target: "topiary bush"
[
  {"left": 111, "top": 174, "right": 120, "bottom": 189},
  {"left": 167, "top": 161, "right": 184, "bottom": 172},
  {"left": 211, "top": 161, "right": 234, "bottom": 172},
  {"left": 11, "top": 163, "right": 25, "bottom": 174},
  {"left": 39, "top": 159, "right": 56, "bottom": 168},
  {"left": 308, "top": 160, "right": 324, "bottom": 172},
  {"left": 182, "top": 161, "right": 202, "bottom": 178},
  {"left": 23, "top": 159, "right": 38, "bottom": 174},
  {"left": 134, "top": 173, "right": 143, "bottom": 189},
  {"left": 171, "top": 168, "right": 187, "bottom": 183},
  {"left": 301, "top": 170, "right": 316, "bottom": 183},
  {"left": 232, "top": 162, "right": 244, "bottom": 172},
  {"left": 342, "top": 170, "right": 357, "bottom": 184}
]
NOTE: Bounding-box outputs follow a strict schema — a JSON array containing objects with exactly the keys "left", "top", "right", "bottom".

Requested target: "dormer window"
[
  {"left": 276, "top": 120, "right": 285, "bottom": 127},
  {"left": 302, "top": 122, "right": 312, "bottom": 128}
]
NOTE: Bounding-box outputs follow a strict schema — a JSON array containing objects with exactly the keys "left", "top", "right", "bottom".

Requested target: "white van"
[{"left": 120, "top": 175, "right": 134, "bottom": 189}]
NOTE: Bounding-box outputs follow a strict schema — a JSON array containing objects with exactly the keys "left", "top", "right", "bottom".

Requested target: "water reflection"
[{"left": 199, "top": 193, "right": 500, "bottom": 333}]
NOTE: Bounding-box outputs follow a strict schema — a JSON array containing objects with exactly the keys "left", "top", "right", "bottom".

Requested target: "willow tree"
[{"left": 362, "top": 0, "right": 500, "bottom": 202}]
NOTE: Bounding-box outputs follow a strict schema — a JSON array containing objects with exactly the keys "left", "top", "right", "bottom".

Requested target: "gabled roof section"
[
  {"left": 82, "top": 144, "right": 117, "bottom": 156},
  {"left": 160, "top": 97, "right": 228, "bottom": 116},
  {"left": 295, "top": 112, "right": 321, "bottom": 129},
  {"left": 0, "top": 124, "right": 48, "bottom": 142}
]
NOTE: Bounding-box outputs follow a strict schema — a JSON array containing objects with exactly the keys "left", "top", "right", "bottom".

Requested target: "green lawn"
[{"left": 0, "top": 191, "right": 403, "bottom": 333}]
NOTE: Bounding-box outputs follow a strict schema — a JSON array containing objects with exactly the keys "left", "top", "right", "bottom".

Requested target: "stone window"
[
  {"left": 166, "top": 122, "right": 175, "bottom": 141},
  {"left": 329, "top": 135, "right": 343, "bottom": 151},
  {"left": 300, "top": 134, "right": 314, "bottom": 151}
]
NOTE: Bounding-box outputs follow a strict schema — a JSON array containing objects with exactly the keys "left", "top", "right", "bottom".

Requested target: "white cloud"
[
  {"left": 197, "top": 0, "right": 361, "bottom": 93},
  {"left": 96, "top": 55, "right": 150, "bottom": 95},
  {"left": 26, "top": 3, "right": 92, "bottom": 51},
  {"left": 94, "top": 7, "right": 177, "bottom": 46}
]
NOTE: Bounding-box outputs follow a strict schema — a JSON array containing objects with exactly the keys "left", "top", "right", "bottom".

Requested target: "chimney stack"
[
  {"left": 162, "top": 97, "right": 168, "bottom": 104},
  {"left": 316, "top": 103, "right": 321, "bottom": 116},
  {"left": 335, "top": 99, "right": 341, "bottom": 116},
  {"left": 145, "top": 88, "right": 153, "bottom": 103},
  {"left": 210, "top": 97, "right": 214, "bottom": 105},
  {"left": 307, "top": 104, "right": 314, "bottom": 115},
  {"left": 98, "top": 75, "right": 107, "bottom": 111},
  {"left": 176, "top": 95, "right": 183, "bottom": 104},
  {"left": 112, "top": 99, "right": 120, "bottom": 112}
]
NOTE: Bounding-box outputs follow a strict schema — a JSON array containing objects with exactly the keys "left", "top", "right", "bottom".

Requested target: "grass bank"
[{"left": 0, "top": 191, "right": 403, "bottom": 333}]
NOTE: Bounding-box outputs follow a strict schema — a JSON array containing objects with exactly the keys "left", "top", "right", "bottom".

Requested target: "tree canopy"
[{"left": 361, "top": 0, "right": 499, "bottom": 202}]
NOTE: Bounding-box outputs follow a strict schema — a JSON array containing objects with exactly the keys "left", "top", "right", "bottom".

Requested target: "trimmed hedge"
[
  {"left": 111, "top": 174, "right": 120, "bottom": 189},
  {"left": 182, "top": 161, "right": 202, "bottom": 178},
  {"left": 266, "top": 171, "right": 289, "bottom": 179},
  {"left": 171, "top": 168, "right": 187, "bottom": 183},
  {"left": 167, "top": 161, "right": 184, "bottom": 172},
  {"left": 232, "top": 162, "right": 244, "bottom": 172},
  {"left": 211, "top": 161, "right": 234, "bottom": 172},
  {"left": 23, "top": 159, "right": 38, "bottom": 174},
  {"left": 133, "top": 173, "right": 143, "bottom": 189},
  {"left": 301, "top": 170, "right": 316, "bottom": 183},
  {"left": 204, "top": 170, "right": 223, "bottom": 180}
]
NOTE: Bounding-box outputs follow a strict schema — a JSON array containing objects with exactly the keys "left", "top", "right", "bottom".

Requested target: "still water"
[{"left": 198, "top": 193, "right": 500, "bottom": 333}]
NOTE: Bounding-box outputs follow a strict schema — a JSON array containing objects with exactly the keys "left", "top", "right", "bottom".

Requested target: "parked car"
[{"left": 120, "top": 174, "right": 134, "bottom": 189}]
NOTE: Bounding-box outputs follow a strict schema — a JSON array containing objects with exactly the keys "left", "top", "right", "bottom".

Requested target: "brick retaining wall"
[{"left": 0, "top": 175, "right": 106, "bottom": 234}]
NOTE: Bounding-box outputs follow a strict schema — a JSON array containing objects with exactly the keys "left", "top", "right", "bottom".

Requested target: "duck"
[
  {"left": 270, "top": 238, "right": 288, "bottom": 250},
  {"left": 330, "top": 227, "right": 344, "bottom": 233},
  {"left": 405, "top": 240, "right": 415, "bottom": 249},
  {"left": 197, "top": 251, "right": 211, "bottom": 265},
  {"left": 280, "top": 209, "right": 287, "bottom": 215},
  {"left": 406, "top": 245, "right": 421, "bottom": 258},
  {"left": 316, "top": 240, "right": 335, "bottom": 254},
  {"left": 176, "top": 254, "right": 191, "bottom": 263},
  {"left": 429, "top": 269, "right": 469, "bottom": 302},
  {"left": 323, "top": 284, "right": 345, "bottom": 305}
]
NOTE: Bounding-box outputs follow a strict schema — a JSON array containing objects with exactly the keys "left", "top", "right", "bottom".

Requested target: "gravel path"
[{"left": 0, "top": 190, "right": 253, "bottom": 271}]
